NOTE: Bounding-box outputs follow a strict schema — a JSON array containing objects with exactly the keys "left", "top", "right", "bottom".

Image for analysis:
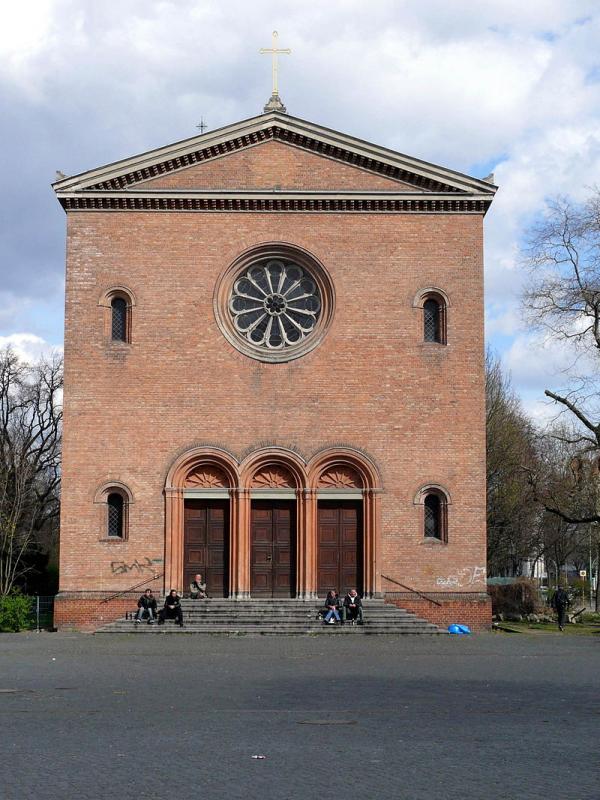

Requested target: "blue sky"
[{"left": 1, "top": 0, "right": 600, "bottom": 422}]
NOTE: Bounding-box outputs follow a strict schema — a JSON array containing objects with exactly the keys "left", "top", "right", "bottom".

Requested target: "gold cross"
[{"left": 259, "top": 31, "right": 291, "bottom": 97}]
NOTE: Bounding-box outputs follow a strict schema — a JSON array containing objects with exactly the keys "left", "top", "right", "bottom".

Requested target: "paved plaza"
[{"left": 0, "top": 631, "right": 597, "bottom": 799}]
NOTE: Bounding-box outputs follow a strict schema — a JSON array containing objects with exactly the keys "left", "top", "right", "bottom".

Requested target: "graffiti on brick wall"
[
  {"left": 436, "top": 566, "right": 486, "bottom": 588},
  {"left": 110, "top": 556, "right": 163, "bottom": 576}
]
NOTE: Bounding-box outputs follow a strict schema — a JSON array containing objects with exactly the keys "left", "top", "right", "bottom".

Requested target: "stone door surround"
[{"left": 164, "top": 445, "right": 382, "bottom": 599}]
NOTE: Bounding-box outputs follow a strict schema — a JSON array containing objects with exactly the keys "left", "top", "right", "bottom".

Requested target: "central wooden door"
[
  {"left": 317, "top": 501, "right": 362, "bottom": 596},
  {"left": 251, "top": 501, "right": 296, "bottom": 597},
  {"left": 183, "top": 499, "right": 229, "bottom": 597}
]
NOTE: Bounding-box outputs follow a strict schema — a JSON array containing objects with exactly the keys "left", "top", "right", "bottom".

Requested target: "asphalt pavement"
[{"left": 0, "top": 631, "right": 597, "bottom": 800}]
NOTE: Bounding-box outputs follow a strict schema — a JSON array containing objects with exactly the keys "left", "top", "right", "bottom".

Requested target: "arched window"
[
  {"left": 414, "top": 288, "right": 448, "bottom": 344},
  {"left": 424, "top": 298, "right": 442, "bottom": 343},
  {"left": 107, "top": 492, "right": 125, "bottom": 538},
  {"left": 111, "top": 297, "right": 128, "bottom": 342},
  {"left": 423, "top": 491, "right": 448, "bottom": 542}
]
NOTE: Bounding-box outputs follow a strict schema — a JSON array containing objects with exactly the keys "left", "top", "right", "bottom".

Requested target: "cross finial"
[
  {"left": 259, "top": 30, "right": 291, "bottom": 113},
  {"left": 196, "top": 117, "right": 208, "bottom": 134}
]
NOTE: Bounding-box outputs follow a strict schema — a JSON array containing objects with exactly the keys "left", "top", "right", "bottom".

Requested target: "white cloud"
[
  {"left": 0, "top": 333, "right": 62, "bottom": 364},
  {"left": 0, "top": 1, "right": 599, "bottom": 415}
]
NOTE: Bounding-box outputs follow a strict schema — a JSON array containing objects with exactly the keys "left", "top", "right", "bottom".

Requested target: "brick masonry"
[
  {"left": 385, "top": 593, "right": 492, "bottom": 631},
  {"left": 56, "top": 135, "right": 489, "bottom": 630}
]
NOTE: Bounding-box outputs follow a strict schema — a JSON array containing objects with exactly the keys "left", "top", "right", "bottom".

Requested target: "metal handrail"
[
  {"left": 381, "top": 574, "right": 442, "bottom": 607},
  {"left": 100, "top": 572, "right": 164, "bottom": 604}
]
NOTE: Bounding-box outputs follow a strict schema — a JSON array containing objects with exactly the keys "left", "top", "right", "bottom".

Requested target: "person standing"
[
  {"left": 134, "top": 589, "right": 158, "bottom": 624},
  {"left": 551, "top": 585, "right": 570, "bottom": 631},
  {"left": 158, "top": 589, "right": 184, "bottom": 627}
]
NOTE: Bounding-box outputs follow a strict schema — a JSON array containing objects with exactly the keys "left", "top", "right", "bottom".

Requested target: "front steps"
[{"left": 96, "top": 598, "right": 445, "bottom": 635}]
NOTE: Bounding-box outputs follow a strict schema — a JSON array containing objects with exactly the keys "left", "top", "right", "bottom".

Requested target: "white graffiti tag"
[{"left": 436, "top": 566, "right": 486, "bottom": 588}]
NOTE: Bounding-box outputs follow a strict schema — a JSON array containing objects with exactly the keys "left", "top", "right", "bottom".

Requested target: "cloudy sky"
[{"left": 1, "top": 0, "right": 599, "bottom": 420}]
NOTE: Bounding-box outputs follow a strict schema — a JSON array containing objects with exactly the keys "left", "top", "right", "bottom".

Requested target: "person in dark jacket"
[
  {"left": 134, "top": 589, "right": 157, "bottom": 624},
  {"left": 551, "top": 586, "right": 570, "bottom": 631},
  {"left": 158, "top": 589, "right": 184, "bottom": 627},
  {"left": 342, "top": 589, "right": 363, "bottom": 625},
  {"left": 190, "top": 573, "right": 208, "bottom": 599},
  {"left": 323, "top": 590, "right": 341, "bottom": 624}
]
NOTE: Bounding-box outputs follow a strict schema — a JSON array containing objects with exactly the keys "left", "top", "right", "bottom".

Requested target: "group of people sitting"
[
  {"left": 133, "top": 573, "right": 209, "bottom": 627},
  {"left": 133, "top": 577, "right": 365, "bottom": 628},
  {"left": 321, "top": 589, "right": 364, "bottom": 625}
]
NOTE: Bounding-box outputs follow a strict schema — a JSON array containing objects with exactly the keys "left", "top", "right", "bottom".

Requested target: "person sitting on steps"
[
  {"left": 190, "top": 573, "right": 208, "bottom": 600},
  {"left": 134, "top": 588, "right": 157, "bottom": 625},
  {"left": 323, "top": 589, "right": 341, "bottom": 624},
  {"left": 342, "top": 589, "right": 363, "bottom": 625},
  {"left": 158, "top": 589, "right": 184, "bottom": 627}
]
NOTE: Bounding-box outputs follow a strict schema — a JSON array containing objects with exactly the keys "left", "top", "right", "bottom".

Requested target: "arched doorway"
[
  {"left": 242, "top": 456, "right": 305, "bottom": 599},
  {"left": 308, "top": 450, "right": 382, "bottom": 598},
  {"left": 183, "top": 465, "right": 230, "bottom": 597},
  {"left": 164, "top": 447, "right": 238, "bottom": 597}
]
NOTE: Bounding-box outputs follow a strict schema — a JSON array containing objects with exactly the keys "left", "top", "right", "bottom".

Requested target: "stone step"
[
  {"left": 100, "top": 624, "right": 444, "bottom": 635},
  {"left": 96, "top": 598, "right": 445, "bottom": 635}
]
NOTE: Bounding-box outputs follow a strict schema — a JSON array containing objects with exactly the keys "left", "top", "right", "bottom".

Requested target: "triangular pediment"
[
  {"left": 135, "top": 140, "right": 418, "bottom": 192},
  {"left": 53, "top": 111, "right": 497, "bottom": 213}
]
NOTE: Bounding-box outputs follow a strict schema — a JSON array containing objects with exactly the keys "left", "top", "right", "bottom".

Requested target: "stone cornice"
[
  {"left": 52, "top": 111, "right": 498, "bottom": 203},
  {"left": 58, "top": 189, "right": 492, "bottom": 214}
]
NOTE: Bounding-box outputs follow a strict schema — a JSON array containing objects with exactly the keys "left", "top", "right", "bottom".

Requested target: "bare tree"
[
  {"left": 523, "top": 189, "right": 600, "bottom": 524},
  {"left": 486, "top": 351, "right": 540, "bottom": 575},
  {"left": 0, "top": 348, "right": 62, "bottom": 595}
]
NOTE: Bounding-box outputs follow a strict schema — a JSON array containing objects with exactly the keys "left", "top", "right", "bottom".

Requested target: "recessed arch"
[
  {"left": 414, "top": 484, "right": 451, "bottom": 544},
  {"left": 93, "top": 481, "right": 133, "bottom": 541},
  {"left": 413, "top": 483, "right": 452, "bottom": 505},
  {"left": 307, "top": 446, "right": 381, "bottom": 490},
  {"left": 98, "top": 285, "right": 138, "bottom": 308},
  {"left": 94, "top": 480, "right": 134, "bottom": 504},
  {"left": 240, "top": 446, "right": 307, "bottom": 490},
  {"left": 98, "top": 286, "right": 136, "bottom": 344},
  {"left": 413, "top": 287, "right": 448, "bottom": 345},
  {"left": 412, "top": 286, "right": 450, "bottom": 309},
  {"left": 307, "top": 447, "right": 381, "bottom": 598},
  {"left": 165, "top": 446, "right": 238, "bottom": 490}
]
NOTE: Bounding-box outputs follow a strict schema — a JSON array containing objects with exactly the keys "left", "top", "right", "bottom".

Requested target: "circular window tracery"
[
  {"left": 214, "top": 244, "right": 334, "bottom": 363},
  {"left": 230, "top": 260, "right": 321, "bottom": 350}
]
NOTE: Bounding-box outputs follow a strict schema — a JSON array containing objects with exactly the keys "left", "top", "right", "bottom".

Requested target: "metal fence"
[{"left": 29, "top": 595, "right": 55, "bottom": 631}]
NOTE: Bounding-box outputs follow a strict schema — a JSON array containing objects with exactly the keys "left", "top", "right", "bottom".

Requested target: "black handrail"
[
  {"left": 100, "top": 572, "right": 164, "bottom": 604},
  {"left": 381, "top": 574, "right": 442, "bottom": 607}
]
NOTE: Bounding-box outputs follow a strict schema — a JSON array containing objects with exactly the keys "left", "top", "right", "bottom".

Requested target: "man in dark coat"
[
  {"left": 551, "top": 586, "right": 570, "bottom": 631},
  {"left": 134, "top": 589, "right": 158, "bottom": 624},
  {"left": 158, "top": 589, "right": 184, "bottom": 627},
  {"left": 342, "top": 589, "right": 364, "bottom": 625}
]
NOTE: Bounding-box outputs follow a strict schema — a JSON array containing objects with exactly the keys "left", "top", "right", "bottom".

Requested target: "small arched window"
[
  {"left": 107, "top": 492, "right": 125, "bottom": 538},
  {"left": 415, "top": 289, "right": 448, "bottom": 345},
  {"left": 111, "top": 297, "right": 128, "bottom": 342},
  {"left": 423, "top": 491, "right": 448, "bottom": 542},
  {"left": 424, "top": 298, "right": 442, "bottom": 343}
]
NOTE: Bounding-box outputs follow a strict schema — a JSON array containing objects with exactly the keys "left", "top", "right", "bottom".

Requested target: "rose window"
[{"left": 229, "top": 259, "right": 321, "bottom": 350}]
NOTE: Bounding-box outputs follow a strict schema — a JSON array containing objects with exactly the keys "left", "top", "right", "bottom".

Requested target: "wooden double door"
[
  {"left": 251, "top": 501, "right": 296, "bottom": 597},
  {"left": 183, "top": 500, "right": 229, "bottom": 597},
  {"left": 317, "top": 501, "right": 362, "bottom": 596}
]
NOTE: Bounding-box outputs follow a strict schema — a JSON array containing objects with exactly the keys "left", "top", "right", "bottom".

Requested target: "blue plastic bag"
[{"left": 448, "top": 623, "right": 471, "bottom": 635}]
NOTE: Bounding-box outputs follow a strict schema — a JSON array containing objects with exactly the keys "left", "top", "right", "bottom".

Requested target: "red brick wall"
[
  {"left": 385, "top": 593, "right": 492, "bottom": 631},
  {"left": 54, "top": 593, "right": 140, "bottom": 630},
  {"left": 59, "top": 140, "right": 487, "bottom": 612},
  {"left": 143, "top": 140, "right": 415, "bottom": 191}
]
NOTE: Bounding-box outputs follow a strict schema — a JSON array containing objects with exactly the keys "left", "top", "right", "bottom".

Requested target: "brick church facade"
[{"left": 53, "top": 109, "right": 496, "bottom": 629}]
